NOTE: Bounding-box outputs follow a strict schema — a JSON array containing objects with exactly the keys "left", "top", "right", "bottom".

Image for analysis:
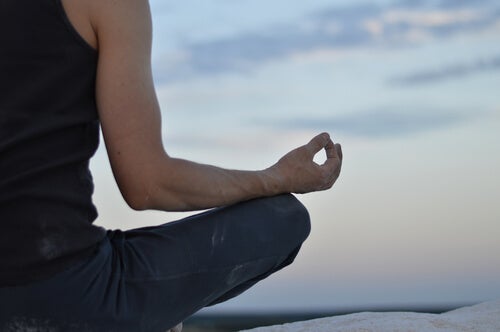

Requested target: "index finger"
[{"left": 306, "top": 132, "right": 331, "bottom": 155}]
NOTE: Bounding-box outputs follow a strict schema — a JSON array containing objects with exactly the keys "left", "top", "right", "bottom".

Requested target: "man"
[{"left": 0, "top": 0, "right": 342, "bottom": 331}]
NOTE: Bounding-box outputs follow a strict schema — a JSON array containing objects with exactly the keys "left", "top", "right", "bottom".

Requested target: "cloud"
[
  {"left": 389, "top": 55, "right": 500, "bottom": 86},
  {"left": 397, "top": 0, "right": 499, "bottom": 9},
  {"left": 262, "top": 108, "right": 473, "bottom": 139},
  {"left": 153, "top": 1, "right": 500, "bottom": 84}
]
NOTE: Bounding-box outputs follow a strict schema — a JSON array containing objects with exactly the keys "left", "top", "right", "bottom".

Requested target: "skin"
[{"left": 61, "top": 0, "right": 343, "bottom": 212}]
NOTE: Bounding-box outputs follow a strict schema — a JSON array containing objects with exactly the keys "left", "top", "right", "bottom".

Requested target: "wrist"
[{"left": 260, "top": 165, "right": 289, "bottom": 195}]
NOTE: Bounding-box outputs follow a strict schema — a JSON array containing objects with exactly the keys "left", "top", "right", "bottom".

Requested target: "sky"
[{"left": 90, "top": 0, "right": 500, "bottom": 312}]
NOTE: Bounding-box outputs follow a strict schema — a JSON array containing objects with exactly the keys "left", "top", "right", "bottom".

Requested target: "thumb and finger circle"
[
  {"left": 307, "top": 133, "right": 342, "bottom": 161},
  {"left": 303, "top": 133, "right": 343, "bottom": 191}
]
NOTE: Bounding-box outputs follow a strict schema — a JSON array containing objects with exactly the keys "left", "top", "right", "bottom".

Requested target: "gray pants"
[{"left": 0, "top": 194, "right": 310, "bottom": 332}]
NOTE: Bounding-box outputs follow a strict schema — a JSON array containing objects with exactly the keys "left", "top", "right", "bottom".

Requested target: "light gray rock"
[{"left": 241, "top": 299, "right": 500, "bottom": 332}]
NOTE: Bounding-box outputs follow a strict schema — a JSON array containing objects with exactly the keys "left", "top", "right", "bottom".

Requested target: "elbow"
[
  {"left": 119, "top": 178, "right": 185, "bottom": 212},
  {"left": 114, "top": 156, "right": 193, "bottom": 212},
  {"left": 125, "top": 195, "right": 150, "bottom": 211},
  {"left": 117, "top": 175, "right": 155, "bottom": 211},
  {"left": 123, "top": 184, "right": 197, "bottom": 212},
  {"left": 121, "top": 187, "right": 151, "bottom": 211},
  {"left": 110, "top": 150, "right": 175, "bottom": 211}
]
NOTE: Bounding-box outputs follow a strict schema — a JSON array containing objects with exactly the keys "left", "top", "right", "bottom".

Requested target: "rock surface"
[{"left": 241, "top": 299, "right": 500, "bottom": 332}]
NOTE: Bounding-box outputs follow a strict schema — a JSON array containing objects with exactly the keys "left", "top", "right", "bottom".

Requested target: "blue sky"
[{"left": 91, "top": 0, "right": 500, "bottom": 311}]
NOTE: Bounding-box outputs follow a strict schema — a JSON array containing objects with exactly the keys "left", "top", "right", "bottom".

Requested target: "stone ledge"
[{"left": 241, "top": 299, "right": 500, "bottom": 332}]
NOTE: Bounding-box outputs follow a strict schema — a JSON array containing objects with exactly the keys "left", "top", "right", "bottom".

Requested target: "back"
[{"left": 0, "top": 0, "right": 106, "bottom": 286}]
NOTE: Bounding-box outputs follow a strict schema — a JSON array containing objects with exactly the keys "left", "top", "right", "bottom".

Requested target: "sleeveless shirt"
[{"left": 0, "top": 0, "right": 106, "bottom": 286}]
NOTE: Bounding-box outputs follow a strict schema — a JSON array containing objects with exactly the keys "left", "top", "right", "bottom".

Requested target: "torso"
[{"left": 0, "top": 0, "right": 106, "bottom": 285}]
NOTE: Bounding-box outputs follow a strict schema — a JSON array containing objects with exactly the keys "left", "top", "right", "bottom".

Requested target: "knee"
[
  {"left": 283, "top": 194, "right": 311, "bottom": 244},
  {"left": 261, "top": 194, "right": 311, "bottom": 246}
]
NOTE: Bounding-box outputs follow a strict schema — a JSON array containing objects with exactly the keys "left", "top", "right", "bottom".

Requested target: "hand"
[{"left": 268, "top": 133, "right": 343, "bottom": 194}]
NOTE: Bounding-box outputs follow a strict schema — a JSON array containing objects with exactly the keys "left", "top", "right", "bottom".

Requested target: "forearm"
[{"left": 143, "top": 156, "right": 285, "bottom": 212}]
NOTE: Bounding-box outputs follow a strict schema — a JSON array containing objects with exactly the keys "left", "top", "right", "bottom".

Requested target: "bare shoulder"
[
  {"left": 60, "top": 0, "right": 97, "bottom": 49},
  {"left": 60, "top": 0, "right": 152, "bottom": 51},
  {"left": 87, "top": 0, "right": 152, "bottom": 48}
]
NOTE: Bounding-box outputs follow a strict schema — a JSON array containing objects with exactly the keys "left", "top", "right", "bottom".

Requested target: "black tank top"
[{"left": 0, "top": 0, "right": 106, "bottom": 286}]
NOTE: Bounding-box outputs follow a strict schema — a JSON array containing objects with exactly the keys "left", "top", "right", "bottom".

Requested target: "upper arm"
[{"left": 89, "top": 0, "right": 166, "bottom": 209}]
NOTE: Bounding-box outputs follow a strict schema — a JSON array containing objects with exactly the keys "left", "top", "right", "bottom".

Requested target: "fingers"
[
  {"left": 278, "top": 132, "right": 342, "bottom": 193},
  {"left": 321, "top": 140, "right": 343, "bottom": 189},
  {"left": 335, "top": 143, "right": 342, "bottom": 161},
  {"left": 323, "top": 143, "right": 342, "bottom": 170},
  {"left": 307, "top": 133, "right": 341, "bottom": 161},
  {"left": 324, "top": 139, "right": 336, "bottom": 160},
  {"left": 306, "top": 132, "right": 341, "bottom": 166}
]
